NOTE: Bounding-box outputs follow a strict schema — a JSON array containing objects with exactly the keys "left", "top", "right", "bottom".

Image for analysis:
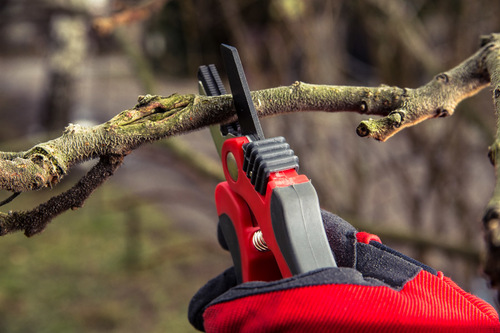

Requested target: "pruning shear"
[{"left": 198, "top": 45, "right": 336, "bottom": 283}]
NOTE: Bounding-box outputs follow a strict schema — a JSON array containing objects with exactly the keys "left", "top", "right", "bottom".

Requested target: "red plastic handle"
[{"left": 215, "top": 137, "right": 309, "bottom": 282}]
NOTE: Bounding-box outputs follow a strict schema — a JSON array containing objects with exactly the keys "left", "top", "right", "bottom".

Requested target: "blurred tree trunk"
[{"left": 41, "top": 13, "right": 88, "bottom": 131}]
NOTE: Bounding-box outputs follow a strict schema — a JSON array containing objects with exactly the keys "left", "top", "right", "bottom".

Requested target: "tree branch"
[
  {"left": 355, "top": 44, "right": 490, "bottom": 141},
  {"left": 480, "top": 33, "right": 500, "bottom": 288},
  {"left": 1, "top": 34, "right": 500, "bottom": 293},
  {"left": 0, "top": 154, "right": 124, "bottom": 237}
]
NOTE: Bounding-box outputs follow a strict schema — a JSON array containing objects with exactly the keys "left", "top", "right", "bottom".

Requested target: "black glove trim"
[
  {"left": 321, "top": 210, "right": 357, "bottom": 268},
  {"left": 208, "top": 266, "right": 409, "bottom": 308},
  {"left": 367, "top": 240, "right": 438, "bottom": 275},
  {"left": 188, "top": 267, "right": 237, "bottom": 331},
  {"left": 356, "top": 242, "right": 423, "bottom": 290},
  {"left": 207, "top": 240, "right": 429, "bottom": 309}
]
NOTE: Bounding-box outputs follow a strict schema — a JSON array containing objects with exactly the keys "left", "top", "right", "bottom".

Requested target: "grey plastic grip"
[{"left": 270, "top": 182, "right": 337, "bottom": 274}]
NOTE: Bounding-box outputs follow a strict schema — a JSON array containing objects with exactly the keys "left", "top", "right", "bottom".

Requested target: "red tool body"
[
  {"left": 215, "top": 136, "right": 310, "bottom": 281},
  {"left": 192, "top": 45, "right": 500, "bottom": 333},
  {"left": 200, "top": 44, "right": 337, "bottom": 284}
]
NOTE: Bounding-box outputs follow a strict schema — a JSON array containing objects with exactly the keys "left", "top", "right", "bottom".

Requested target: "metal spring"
[{"left": 252, "top": 230, "right": 269, "bottom": 252}]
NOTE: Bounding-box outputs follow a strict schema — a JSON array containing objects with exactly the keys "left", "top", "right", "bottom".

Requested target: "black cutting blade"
[{"left": 220, "top": 44, "right": 265, "bottom": 141}]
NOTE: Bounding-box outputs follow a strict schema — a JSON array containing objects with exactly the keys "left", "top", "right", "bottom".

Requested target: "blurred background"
[{"left": 0, "top": 0, "right": 499, "bottom": 331}]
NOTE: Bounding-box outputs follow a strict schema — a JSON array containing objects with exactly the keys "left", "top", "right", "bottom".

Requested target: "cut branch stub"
[
  {"left": 356, "top": 110, "right": 407, "bottom": 141},
  {"left": 355, "top": 40, "right": 490, "bottom": 141}
]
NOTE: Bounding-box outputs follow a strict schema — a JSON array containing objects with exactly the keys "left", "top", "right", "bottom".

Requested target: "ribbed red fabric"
[
  {"left": 356, "top": 231, "right": 382, "bottom": 244},
  {"left": 203, "top": 270, "right": 500, "bottom": 332}
]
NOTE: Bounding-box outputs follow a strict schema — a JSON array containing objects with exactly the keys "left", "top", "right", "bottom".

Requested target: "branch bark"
[
  {"left": 1, "top": 33, "right": 500, "bottom": 289},
  {"left": 480, "top": 34, "right": 500, "bottom": 289},
  {"left": 0, "top": 154, "right": 124, "bottom": 236}
]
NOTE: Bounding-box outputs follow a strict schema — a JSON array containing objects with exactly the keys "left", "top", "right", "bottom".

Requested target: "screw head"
[{"left": 226, "top": 152, "right": 238, "bottom": 181}]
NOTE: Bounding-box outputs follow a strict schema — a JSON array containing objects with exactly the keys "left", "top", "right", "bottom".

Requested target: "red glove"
[{"left": 188, "top": 211, "right": 500, "bottom": 332}]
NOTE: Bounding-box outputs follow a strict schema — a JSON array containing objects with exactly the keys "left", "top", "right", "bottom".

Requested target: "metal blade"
[
  {"left": 198, "top": 64, "right": 232, "bottom": 158},
  {"left": 220, "top": 44, "right": 265, "bottom": 140}
]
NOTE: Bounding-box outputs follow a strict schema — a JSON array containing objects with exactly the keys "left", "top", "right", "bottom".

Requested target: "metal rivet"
[{"left": 226, "top": 152, "right": 238, "bottom": 181}]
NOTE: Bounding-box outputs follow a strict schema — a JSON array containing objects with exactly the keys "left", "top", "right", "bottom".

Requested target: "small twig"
[
  {"left": 0, "top": 155, "right": 124, "bottom": 236},
  {"left": 0, "top": 192, "right": 20, "bottom": 207}
]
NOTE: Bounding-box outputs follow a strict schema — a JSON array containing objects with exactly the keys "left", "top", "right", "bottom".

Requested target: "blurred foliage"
[{"left": 0, "top": 176, "right": 228, "bottom": 332}]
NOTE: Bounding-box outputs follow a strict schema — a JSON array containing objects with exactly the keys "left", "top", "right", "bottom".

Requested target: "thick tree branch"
[
  {"left": 0, "top": 59, "right": 489, "bottom": 195},
  {"left": 0, "top": 85, "right": 404, "bottom": 194},
  {"left": 0, "top": 34, "right": 499, "bottom": 292}
]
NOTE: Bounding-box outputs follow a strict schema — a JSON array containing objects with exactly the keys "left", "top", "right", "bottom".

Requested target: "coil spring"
[{"left": 252, "top": 230, "right": 269, "bottom": 252}]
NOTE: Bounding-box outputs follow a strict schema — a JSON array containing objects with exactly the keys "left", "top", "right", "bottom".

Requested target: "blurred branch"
[
  {"left": 93, "top": 0, "right": 168, "bottom": 35},
  {"left": 114, "top": 26, "right": 156, "bottom": 93},
  {"left": 354, "top": 221, "right": 480, "bottom": 263},
  {"left": 365, "top": 0, "right": 440, "bottom": 72},
  {"left": 159, "top": 139, "right": 224, "bottom": 183}
]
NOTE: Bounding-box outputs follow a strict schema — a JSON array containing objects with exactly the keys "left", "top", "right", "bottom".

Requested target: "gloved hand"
[{"left": 188, "top": 211, "right": 500, "bottom": 332}]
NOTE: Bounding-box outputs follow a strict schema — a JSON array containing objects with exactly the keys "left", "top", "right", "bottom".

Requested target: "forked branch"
[{"left": 1, "top": 33, "right": 500, "bottom": 290}]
